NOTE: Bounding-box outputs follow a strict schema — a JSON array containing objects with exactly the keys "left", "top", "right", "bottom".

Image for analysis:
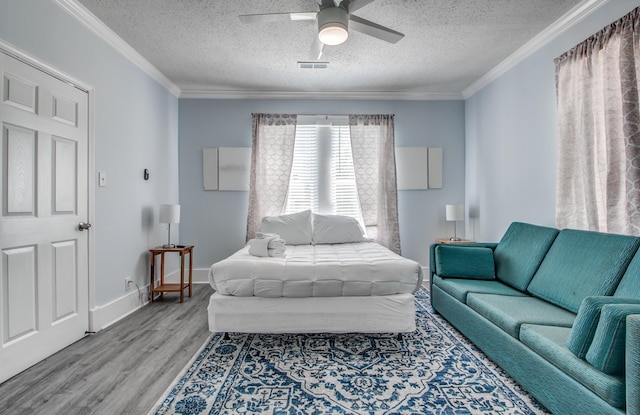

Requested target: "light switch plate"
[{"left": 98, "top": 171, "right": 107, "bottom": 187}]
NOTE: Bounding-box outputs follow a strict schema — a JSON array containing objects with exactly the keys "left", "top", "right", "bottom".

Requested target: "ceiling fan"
[{"left": 239, "top": 0, "right": 405, "bottom": 60}]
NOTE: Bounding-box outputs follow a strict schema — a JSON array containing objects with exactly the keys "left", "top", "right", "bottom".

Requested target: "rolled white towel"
[
  {"left": 256, "top": 232, "right": 278, "bottom": 239},
  {"left": 268, "top": 239, "right": 285, "bottom": 249},
  {"left": 256, "top": 232, "right": 286, "bottom": 248},
  {"left": 248, "top": 235, "right": 286, "bottom": 257},
  {"left": 248, "top": 238, "right": 270, "bottom": 257},
  {"left": 268, "top": 247, "right": 285, "bottom": 258}
]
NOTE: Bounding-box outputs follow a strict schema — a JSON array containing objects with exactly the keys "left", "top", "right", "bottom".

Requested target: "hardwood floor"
[{"left": 0, "top": 284, "right": 215, "bottom": 415}]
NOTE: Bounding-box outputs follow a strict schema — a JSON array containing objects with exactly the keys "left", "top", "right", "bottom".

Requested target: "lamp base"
[
  {"left": 449, "top": 237, "right": 461, "bottom": 241},
  {"left": 162, "top": 243, "right": 176, "bottom": 248}
]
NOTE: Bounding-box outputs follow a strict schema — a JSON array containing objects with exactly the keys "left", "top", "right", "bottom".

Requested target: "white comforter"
[{"left": 208, "top": 242, "right": 423, "bottom": 297}]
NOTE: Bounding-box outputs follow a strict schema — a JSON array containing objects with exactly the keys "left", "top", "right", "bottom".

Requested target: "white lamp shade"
[
  {"left": 159, "top": 204, "right": 180, "bottom": 224},
  {"left": 445, "top": 204, "right": 464, "bottom": 221}
]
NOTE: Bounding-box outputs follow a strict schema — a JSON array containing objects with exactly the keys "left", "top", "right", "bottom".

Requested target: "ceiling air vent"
[{"left": 297, "top": 61, "right": 329, "bottom": 69}]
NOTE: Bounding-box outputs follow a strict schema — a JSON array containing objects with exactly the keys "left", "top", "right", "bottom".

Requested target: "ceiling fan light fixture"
[
  {"left": 317, "top": 7, "right": 349, "bottom": 46},
  {"left": 319, "top": 24, "right": 348, "bottom": 45}
]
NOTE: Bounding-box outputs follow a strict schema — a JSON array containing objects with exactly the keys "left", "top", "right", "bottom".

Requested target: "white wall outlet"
[
  {"left": 125, "top": 277, "right": 133, "bottom": 290},
  {"left": 98, "top": 171, "right": 107, "bottom": 187}
]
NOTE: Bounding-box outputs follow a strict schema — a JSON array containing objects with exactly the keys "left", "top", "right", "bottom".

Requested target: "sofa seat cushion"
[
  {"left": 527, "top": 229, "right": 639, "bottom": 313},
  {"left": 520, "top": 324, "right": 625, "bottom": 408},
  {"left": 493, "top": 222, "right": 559, "bottom": 291},
  {"left": 432, "top": 275, "right": 527, "bottom": 303},
  {"left": 467, "top": 293, "right": 576, "bottom": 339},
  {"left": 435, "top": 245, "right": 495, "bottom": 279}
]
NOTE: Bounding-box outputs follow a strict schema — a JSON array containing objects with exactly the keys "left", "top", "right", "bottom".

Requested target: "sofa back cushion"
[
  {"left": 585, "top": 303, "right": 640, "bottom": 375},
  {"left": 615, "top": 246, "right": 640, "bottom": 297},
  {"left": 527, "top": 229, "right": 640, "bottom": 313},
  {"left": 567, "top": 296, "right": 640, "bottom": 359},
  {"left": 493, "top": 222, "right": 559, "bottom": 291}
]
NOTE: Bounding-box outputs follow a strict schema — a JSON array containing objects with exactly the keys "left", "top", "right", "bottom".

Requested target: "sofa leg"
[
  {"left": 397, "top": 333, "right": 403, "bottom": 341},
  {"left": 223, "top": 332, "right": 230, "bottom": 341}
]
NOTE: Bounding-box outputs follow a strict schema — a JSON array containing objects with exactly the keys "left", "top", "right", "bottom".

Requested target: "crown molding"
[
  {"left": 54, "top": 0, "right": 181, "bottom": 97},
  {"left": 180, "top": 89, "right": 463, "bottom": 101},
  {"left": 462, "top": 0, "right": 610, "bottom": 99},
  {"left": 54, "top": 0, "right": 609, "bottom": 102}
]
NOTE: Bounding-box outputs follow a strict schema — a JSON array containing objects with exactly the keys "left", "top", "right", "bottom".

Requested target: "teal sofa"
[{"left": 429, "top": 222, "right": 640, "bottom": 415}]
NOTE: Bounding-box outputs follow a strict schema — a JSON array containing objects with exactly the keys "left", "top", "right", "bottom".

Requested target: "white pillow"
[
  {"left": 259, "top": 210, "right": 312, "bottom": 245},
  {"left": 312, "top": 213, "right": 370, "bottom": 244}
]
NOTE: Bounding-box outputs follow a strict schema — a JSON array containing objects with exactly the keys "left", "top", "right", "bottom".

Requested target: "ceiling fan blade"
[
  {"left": 343, "top": 0, "right": 375, "bottom": 13},
  {"left": 239, "top": 12, "right": 317, "bottom": 24},
  {"left": 348, "top": 14, "right": 404, "bottom": 43},
  {"left": 309, "top": 35, "right": 325, "bottom": 60}
]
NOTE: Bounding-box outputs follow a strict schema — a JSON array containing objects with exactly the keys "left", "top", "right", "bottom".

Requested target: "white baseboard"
[
  {"left": 89, "top": 269, "right": 209, "bottom": 332},
  {"left": 421, "top": 266, "right": 430, "bottom": 287},
  {"left": 89, "top": 286, "right": 148, "bottom": 331}
]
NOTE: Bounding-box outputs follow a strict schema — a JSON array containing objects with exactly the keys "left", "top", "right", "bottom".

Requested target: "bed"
[{"left": 207, "top": 210, "right": 423, "bottom": 334}]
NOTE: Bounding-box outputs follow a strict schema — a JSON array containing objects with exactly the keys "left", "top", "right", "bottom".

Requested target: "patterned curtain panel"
[
  {"left": 555, "top": 7, "right": 640, "bottom": 234},
  {"left": 246, "top": 114, "right": 297, "bottom": 241},
  {"left": 349, "top": 114, "right": 402, "bottom": 254}
]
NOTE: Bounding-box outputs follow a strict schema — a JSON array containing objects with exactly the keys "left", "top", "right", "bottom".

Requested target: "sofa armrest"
[{"left": 627, "top": 314, "right": 640, "bottom": 415}]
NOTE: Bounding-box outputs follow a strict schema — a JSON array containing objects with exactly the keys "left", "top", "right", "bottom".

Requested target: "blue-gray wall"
[
  {"left": 465, "top": 0, "right": 639, "bottom": 242},
  {"left": 4, "top": 0, "right": 634, "bottom": 317},
  {"left": 179, "top": 99, "right": 466, "bottom": 269},
  {"left": 1, "top": 0, "right": 180, "bottom": 307}
]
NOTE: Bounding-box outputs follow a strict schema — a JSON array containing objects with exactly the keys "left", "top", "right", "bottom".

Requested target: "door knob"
[{"left": 78, "top": 222, "right": 92, "bottom": 231}]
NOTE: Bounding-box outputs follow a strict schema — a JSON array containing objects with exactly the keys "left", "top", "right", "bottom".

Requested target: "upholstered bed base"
[{"left": 207, "top": 292, "right": 417, "bottom": 334}]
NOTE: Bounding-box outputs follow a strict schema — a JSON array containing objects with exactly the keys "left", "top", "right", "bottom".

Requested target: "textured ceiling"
[{"left": 76, "top": 0, "right": 584, "bottom": 97}]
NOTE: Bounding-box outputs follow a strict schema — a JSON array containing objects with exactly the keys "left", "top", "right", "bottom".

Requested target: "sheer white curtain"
[
  {"left": 349, "top": 114, "right": 401, "bottom": 254},
  {"left": 555, "top": 7, "right": 640, "bottom": 234},
  {"left": 246, "top": 114, "right": 297, "bottom": 241}
]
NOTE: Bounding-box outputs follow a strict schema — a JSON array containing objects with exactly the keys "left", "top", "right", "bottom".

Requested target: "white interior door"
[{"left": 0, "top": 51, "right": 89, "bottom": 383}]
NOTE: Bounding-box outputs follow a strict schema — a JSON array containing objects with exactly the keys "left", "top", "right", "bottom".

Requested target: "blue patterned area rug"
[{"left": 149, "top": 289, "right": 549, "bottom": 415}]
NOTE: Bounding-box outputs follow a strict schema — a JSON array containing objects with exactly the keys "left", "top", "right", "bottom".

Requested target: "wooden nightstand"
[{"left": 149, "top": 245, "right": 194, "bottom": 303}]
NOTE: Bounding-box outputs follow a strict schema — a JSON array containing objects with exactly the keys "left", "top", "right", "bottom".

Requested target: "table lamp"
[
  {"left": 445, "top": 204, "right": 464, "bottom": 241},
  {"left": 159, "top": 204, "right": 180, "bottom": 248}
]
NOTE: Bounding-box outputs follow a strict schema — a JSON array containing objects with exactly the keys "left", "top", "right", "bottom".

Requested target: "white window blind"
[
  {"left": 285, "top": 124, "right": 319, "bottom": 213},
  {"left": 285, "top": 120, "right": 364, "bottom": 228},
  {"left": 331, "top": 125, "right": 361, "bottom": 220}
]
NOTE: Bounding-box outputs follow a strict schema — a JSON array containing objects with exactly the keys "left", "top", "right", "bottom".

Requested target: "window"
[
  {"left": 248, "top": 113, "right": 399, "bottom": 253},
  {"left": 284, "top": 117, "right": 364, "bottom": 227}
]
